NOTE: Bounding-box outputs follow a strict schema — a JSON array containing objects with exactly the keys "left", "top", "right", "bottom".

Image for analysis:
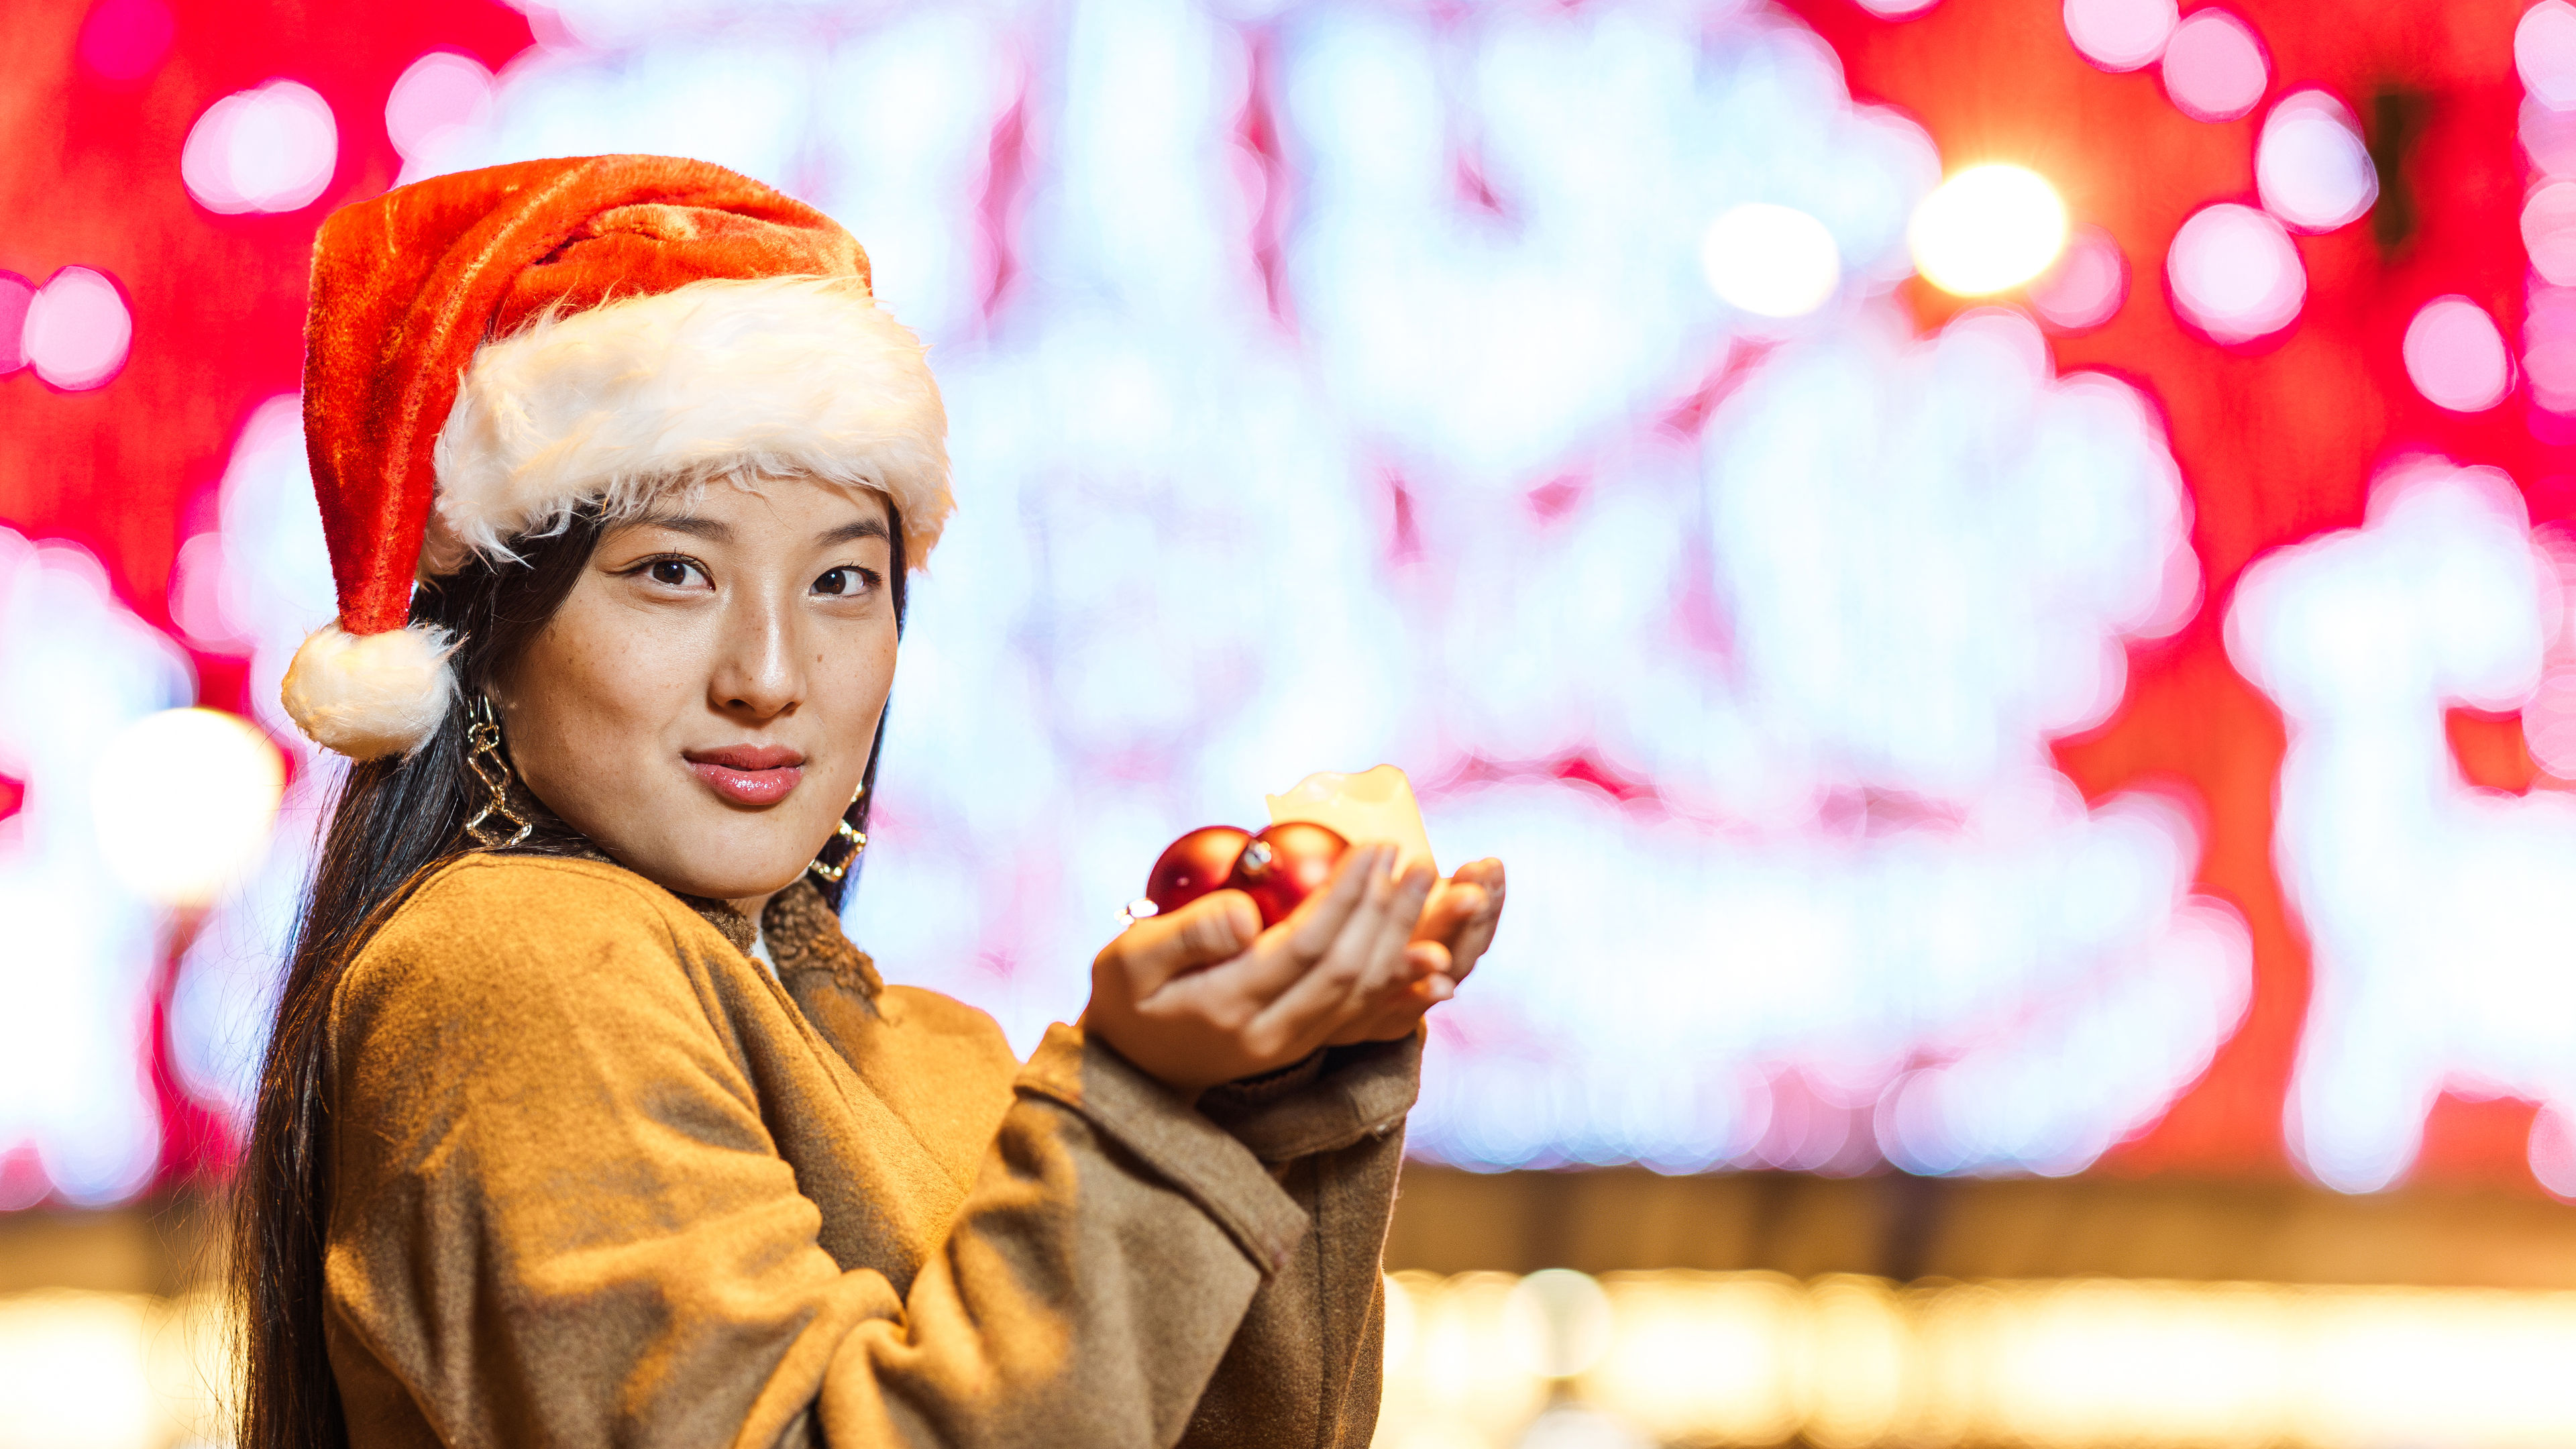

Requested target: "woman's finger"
[
  {"left": 1248, "top": 860, "right": 1434, "bottom": 1052},
  {"left": 1112, "top": 890, "right": 1260, "bottom": 995},
  {"left": 1430, "top": 859, "right": 1506, "bottom": 982},
  {"left": 1193, "top": 842, "right": 1396, "bottom": 1009}
]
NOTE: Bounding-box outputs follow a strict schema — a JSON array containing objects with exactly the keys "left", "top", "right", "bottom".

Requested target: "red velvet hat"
[{"left": 280, "top": 154, "right": 951, "bottom": 759}]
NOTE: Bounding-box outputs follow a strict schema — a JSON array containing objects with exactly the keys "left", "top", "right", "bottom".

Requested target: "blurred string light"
[
  {"left": 386, "top": 51, "right": 496, "bottom": 184},
  {"left": 180, "top": 78, "right": 337, "bottom": 215},
  {"left": 2160, "top": 8, "right": 2269, "bottom": 124},
  {"left": 2229, "top": 464, "right": 2576, "bottom": 1193},
  {"left": 2256, "top": 91, "right": 2377, "bottom": 233},
  {"left": 150, "top": 0, "right": 2245, "bottom": 1185},
  {"left": 0, "top": 531, "right": 193, "bottom": 1208},
  {"left": 2402, "top": 297, "right": 2512, "bottom": 414},
  {"left": 2027, "top": 225, "right": 2128, "bottom": 331},
  {"left": 1907, "top": 165, "right": 2067, "bottom": 296},
  {"left": 1700, "top": 203, "right": 1841, "bottom": 318},
  {"left": 0, "top": 272, "right": 34, "bottom": 376},
  {"left": 2520, "top": 0, "right": 2576, "bottom": 111},
  {"left": 1372, "top": 1270, "right": 2576, "bottom": 1449},
  {"left": 2062, "top": 0, "right": 2177, "bottom": 73},
  {"left": 2522, "top": 179, "right": 2576, "bottom": 286},
  {"left": 163, "top": 397, "right": 341, "bottom": 1126},
  {"left": 2528, "top": 9, "right": 2576, "bottom": 426},
  {"left": 21, "top": 267, "right": 131, "bottom": 392},
  {"left": 90, "top": 709, "right": 283, "bottom": 910},
  {"left": 2167, "top": 203, "right": 2304, "bottom": 343}
]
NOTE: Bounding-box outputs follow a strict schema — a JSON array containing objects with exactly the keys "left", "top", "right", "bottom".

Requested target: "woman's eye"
[
  {"left": 813, "top": 566, "right": 873, "bottom": 597},
  {"left": 646, "top": 559, "right": 707, "bottom": 588}
]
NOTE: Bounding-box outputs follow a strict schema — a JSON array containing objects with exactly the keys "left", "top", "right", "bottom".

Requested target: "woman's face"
[{"left": 493, "top": 477, "right": 898, "bottom": 906}]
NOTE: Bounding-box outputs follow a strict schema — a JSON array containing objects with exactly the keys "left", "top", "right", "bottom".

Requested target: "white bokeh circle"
[
  {"left": 2257, "top": 91, "right": 2377, "bottom": 233},
  {"left": 21, "top": 267, "right": 132, "bottom": 392},
  {"left": 2167, "top": 203, "right": 2304, "bottom": 343},
  {"left": 2161, "top": 9, "right": 2268, "bottom": 123},
  {"left": 2402, "top": 296, "right": 2511, "bottom": 414},
  {"left": 181, "top": 78, "right": 338, "bottom": 215},
  {"left": 2064, "top": 0, "right": 2176, "bottom": 72},
  {"left": 1701, "top": 203, "right": 1842, "bottom": 319}
]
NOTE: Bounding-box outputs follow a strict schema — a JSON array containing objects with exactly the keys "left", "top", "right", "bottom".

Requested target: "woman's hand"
[
  {"left": 1326, "top": 857, "right": 1505, "bottom": 1045},
  {"left": 1083, "top": 843, "right": 1438, "bottom": 1095}
]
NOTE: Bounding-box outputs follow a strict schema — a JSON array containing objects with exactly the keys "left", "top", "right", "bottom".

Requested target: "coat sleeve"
[
  {"left": 322, "top": 871, "right": 1321, "bottom": 1449},
  {"left": 1182, "top": 1035, "right": 1422, "bottom": 1448}
]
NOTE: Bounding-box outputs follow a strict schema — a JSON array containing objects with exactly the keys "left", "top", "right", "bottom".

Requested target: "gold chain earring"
[
  {"left": 807, "top": 782, "right": 869, "bottom": 883},
  {"left": 463, "top": 695, "right": 532, "bottom": 849}
]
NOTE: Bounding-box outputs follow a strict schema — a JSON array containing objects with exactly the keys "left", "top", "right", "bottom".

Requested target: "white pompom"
[{"left": 279, "top": 621, "right": 456, "bottom": 759}]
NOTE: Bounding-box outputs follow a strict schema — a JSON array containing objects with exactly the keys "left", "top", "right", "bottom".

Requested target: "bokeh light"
[
  {"left": 0, "top": 271, "right": 34, "bottom": 375},
  {"left": 2524, "top": 179, "right": 2576, "bottom": 286},
  {"left": 1371, "top": 1271, "right": 2576, "bottom": 1449},
  {"left": 2228, "top": 465, "right": 2576, "bottom": 1192},
  {"left": 21, "top": 266, "right": 131, "bottom": 392},
  {"left": 386, "top": 50, "right": 496, "bottom": 180},
  {"left": 74, "top": 0, "right": 173, "bottom": 85},
  {"left": 2167, "top": 203, "right": 2304, "bottom": 344},
  {"left": 1701, "top": 203, "right": 1842, "bottom": 318},
  {"left": 180, "top": 78, "right": 338, "bottom": 215},
  {"left": 2062, "top": 0, "right": 2176, "bottom": 73},
  {"left": 2028, "top": 225, "right": 2129, "bottom": 331},
  {"left": 1907, "top": 164, "right": 2069, "bottom": 295},
  {"left": 2256, "top": 91, "right": 2377, "bottom": 233},
  {"left": 2521, "top": 0, "right": 2576, "bottom": 112},
  {"left": 89, "top": 708, "right": 284, "bottom": 909},
  {"left": 2402, "top": 297, "right": 2512, "bottom": 414},
  {"left": 2160, "top": 8, "right": 2269, "bottom": 123}
]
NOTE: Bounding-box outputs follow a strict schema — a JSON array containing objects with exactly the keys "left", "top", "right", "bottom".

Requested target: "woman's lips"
[{"left": 686, "top": 745, "right": 805, "bottom": 807}]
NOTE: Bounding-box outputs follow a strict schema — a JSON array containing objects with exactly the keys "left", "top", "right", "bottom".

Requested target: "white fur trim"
[
  {"left": 280, "top": 622, "right": 455, "bottom": 759},
  {"left": 427, "top": 275, "right": 951, "bottom": 574}
]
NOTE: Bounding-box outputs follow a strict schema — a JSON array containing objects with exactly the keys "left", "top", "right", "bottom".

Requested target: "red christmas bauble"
[
  {"left": 1144, "top": 825, "right": 1254, "bottom": 916},
  {"left": 1224, "top": 821, "right": 1349, "bottom": 927}
]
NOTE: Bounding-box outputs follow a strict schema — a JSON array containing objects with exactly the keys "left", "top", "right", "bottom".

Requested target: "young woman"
[{"left": 235, "top": 156, "right": 1504, "bottom": 1449}]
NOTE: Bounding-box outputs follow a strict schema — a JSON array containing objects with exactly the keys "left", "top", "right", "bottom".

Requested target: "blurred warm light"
[
  {"left": 1700, "top": 203, "right": 1841, "bottom": 318},
  {"left": 2062, "top": 0, "right": 2176, "bottom": 73},
  {"left": 91, "top": 708, "right": 284, "bottom": 909},
  {"left": 2027, "top": 225, "right": 2128, "bottom": 330},
  {"left": 2521, "top": 0, "right": 2576, "bottom": 111},
  {"left": 0, "top": 1289, "right": 229, "bottom": 1449},
  {"left": 1379, "top": 1270, "right": 2576, "bottom": 1448},
  {"left": 2257, "top": 92, "right": 2377, "bottom": 233},
  {"left": 21, "top": 268, "right": 132, "bottom": 392},
  {"left": 2167, "top": 203, "right": 2304, "bottom": 343},
  {"left": 1907, "top": 165, "right": 2068, "bottom": 296},
  {"left": 2160, "top": 8, "right": 2269, "bottom": 123},
  {"left": 180, "top": 78, "right": 337, "bottom": 215},
  {"left": 2402, "top": 297, "right": 2512, "bottom": 413}
]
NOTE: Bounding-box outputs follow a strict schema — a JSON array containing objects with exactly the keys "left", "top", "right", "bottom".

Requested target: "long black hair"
[{"left": 233, "top": 498, "right": 904, "bottom": 1449}]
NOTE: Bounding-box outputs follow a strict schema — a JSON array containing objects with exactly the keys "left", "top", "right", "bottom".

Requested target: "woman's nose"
[{"left": 708, "top": 585, "right": 806, "bottom": 720}]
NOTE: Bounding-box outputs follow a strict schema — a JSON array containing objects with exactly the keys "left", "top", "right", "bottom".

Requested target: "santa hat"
[{"left": 280, "top": 154, "right": 951, "bottom": 760}]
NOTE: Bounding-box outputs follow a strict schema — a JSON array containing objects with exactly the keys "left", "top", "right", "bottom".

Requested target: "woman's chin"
[{"left": 605, "top": 830, "right": 818, "bottom": 906}]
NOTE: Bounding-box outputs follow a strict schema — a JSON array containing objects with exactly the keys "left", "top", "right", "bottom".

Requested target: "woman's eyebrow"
[
  {"left": 817, "top": 517, "right": 891, "bottom": 546},
  {"left": 634, "top": 514, "right": 731, "bottom": 542}
]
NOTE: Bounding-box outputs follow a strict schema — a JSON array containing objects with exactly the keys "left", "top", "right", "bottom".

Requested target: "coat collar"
[{"left": 509, "top": 831, "right": 882, "bottom": 998}]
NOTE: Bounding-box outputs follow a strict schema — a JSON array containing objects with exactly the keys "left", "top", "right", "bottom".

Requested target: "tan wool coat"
[{"left": 321, "top": 853, "right": 1421, "bottom": 1448}]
